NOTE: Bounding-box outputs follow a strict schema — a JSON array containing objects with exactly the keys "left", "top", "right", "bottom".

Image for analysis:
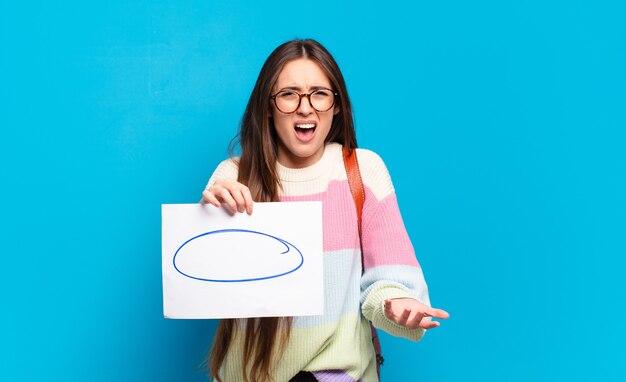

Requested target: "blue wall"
[{"left": 2, "top": 0, "right": 625, "bottom": 380}]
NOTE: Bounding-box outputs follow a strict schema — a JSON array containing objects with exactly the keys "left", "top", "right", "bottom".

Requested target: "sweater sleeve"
[
  {"left": 205, "top": 157, "right": 240, "bottom": 189},
  {"left": 357, "top": 149, "right": 431, "bottom": 341}
]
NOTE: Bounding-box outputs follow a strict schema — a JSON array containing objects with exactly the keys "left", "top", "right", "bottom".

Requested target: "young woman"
[{"left": 202, "top": 39, "right": 449, "bottom": 382}]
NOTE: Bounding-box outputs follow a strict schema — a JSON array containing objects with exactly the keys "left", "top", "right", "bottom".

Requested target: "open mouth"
[{"left": 294, "top": 122, "right": 317, "bottom": 142}]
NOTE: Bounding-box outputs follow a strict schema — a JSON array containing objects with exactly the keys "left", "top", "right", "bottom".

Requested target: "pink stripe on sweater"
[
  {"left": 281, "top": 180, "right": 420, "bottom": 270},
  {"left": 361, "top": 188, "right": 420, "bottom": 269},
  {"left": 280, "top": 181, "right": 360, "bottom": 252}
]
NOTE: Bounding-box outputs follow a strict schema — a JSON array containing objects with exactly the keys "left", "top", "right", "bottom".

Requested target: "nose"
[{"left": 297, "top": 94, "right": 313, "bottom": 115}]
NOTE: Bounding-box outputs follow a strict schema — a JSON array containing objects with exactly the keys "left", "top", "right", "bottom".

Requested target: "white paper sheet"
[{"left": 162, "top": 202, "right": 323, "bottom": 319}]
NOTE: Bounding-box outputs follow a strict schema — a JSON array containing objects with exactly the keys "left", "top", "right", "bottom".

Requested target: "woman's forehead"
[{"left": 274, "top": 58, "right": 331, "bottom": 90}]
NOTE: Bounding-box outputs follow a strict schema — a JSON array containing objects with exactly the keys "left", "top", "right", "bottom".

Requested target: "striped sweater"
[{"left": 206, "top": 142, "right": 431, "bottom": 382}]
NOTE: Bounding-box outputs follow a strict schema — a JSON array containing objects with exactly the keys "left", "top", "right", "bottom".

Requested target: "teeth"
[{"left": 295, "top": 124, "right": 316, "bottom": 129}]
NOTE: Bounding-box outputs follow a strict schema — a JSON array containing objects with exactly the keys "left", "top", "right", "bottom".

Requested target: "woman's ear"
[{"left": 333, "top": 105, "right": 340, "bottom": 115}]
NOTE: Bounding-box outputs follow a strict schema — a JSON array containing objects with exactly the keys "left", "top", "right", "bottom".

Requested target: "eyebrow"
[{"left": 278, "top": 85, "right": 332, "bottom": 92}]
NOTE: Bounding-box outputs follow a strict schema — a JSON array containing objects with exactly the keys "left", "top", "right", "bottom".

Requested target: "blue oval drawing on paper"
[{"left": 173, "top": 229, "right": 304, "bottom": 283}]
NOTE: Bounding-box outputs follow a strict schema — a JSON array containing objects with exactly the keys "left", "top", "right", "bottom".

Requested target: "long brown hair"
[{"left": 208, "top": 38, "right": 357, "bottom": 382}]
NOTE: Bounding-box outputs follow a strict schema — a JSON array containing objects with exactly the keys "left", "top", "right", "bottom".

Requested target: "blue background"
[{"left": 1, "top": 0, "right": 625, "bottom": 380}]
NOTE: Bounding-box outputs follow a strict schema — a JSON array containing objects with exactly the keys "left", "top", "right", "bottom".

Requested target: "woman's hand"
[
  {"left": 384, "top": 298, "right": 449, "bottom": 330},
  {"left": 201, "top": 180, "right": 254, "bottom": 215}
]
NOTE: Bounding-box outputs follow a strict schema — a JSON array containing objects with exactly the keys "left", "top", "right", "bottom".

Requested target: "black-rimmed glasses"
[{"left": 270, "top": 88, "right": 338, "bottom": 114}]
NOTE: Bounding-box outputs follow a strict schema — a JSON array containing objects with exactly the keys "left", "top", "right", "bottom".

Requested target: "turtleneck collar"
[{"left": 276, "top": 142, "right": 342, "bottom": 182}]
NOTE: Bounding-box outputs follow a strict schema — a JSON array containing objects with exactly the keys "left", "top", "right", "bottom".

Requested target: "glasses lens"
[
  {"left": 275, "top": 91, "right": 300, "bottom": 113},
  {"left": 310, "top": 89, "right": 335, "bottom": 112}
]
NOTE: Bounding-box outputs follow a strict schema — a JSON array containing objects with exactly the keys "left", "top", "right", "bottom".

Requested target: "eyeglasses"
[{"left": 270, "top": 88, "right": 338, "bottom": 114}]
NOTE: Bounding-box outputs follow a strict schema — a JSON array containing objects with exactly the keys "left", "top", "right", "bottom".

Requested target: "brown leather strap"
[
  {"left": 342, "top": 147, "right": 365, "bottom": 242},
  {"left": 342, "top": 146, "right": 385, "bottom": 376}
]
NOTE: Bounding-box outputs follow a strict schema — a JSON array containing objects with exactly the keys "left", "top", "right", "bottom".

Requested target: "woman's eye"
[
  {"left": 279, "top": 91, "right": 297, "bottom": 98},
  {"left": 313, "top": 91, "right": 330, "bottom": 97}
]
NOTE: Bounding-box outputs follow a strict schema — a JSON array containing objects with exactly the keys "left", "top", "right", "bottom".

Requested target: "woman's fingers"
[
  {"left": 397, "top": 308, "right": 411, "bottom": 327},
  {"left": 426, "top": 307, "right": 450, "bottom": 320},
  {"left": 232, "top": 185, "right": 253, "bottom": 214},
  {"left": 217, "top": 187, "right": 238, "bottom": 214},
  {"left": 409, "top": 313, "right": 425, "bottom": 330},
  {"left": 201, "top": 190, "right": 221, "bottom": 207},
  {"left": 384, "top": 301, "right": 424, "bottom": 329},
  {"left": 396, "top": 308, "right": 423, "bottom": 330},
  {"left": 384, "top": 299, "right": 395, "bottom": 320},
  {"left": 229, "top": 187, "right": 246, "bottom": 213},
  {"left": 202, "top": 181, "right": 254, "bottom": 215},
  {"left": 241, "top": 186, "right": 253, "bottom": 215},
  {"left": 419, "top": 317, "right": 440, "bottom": 329},
  {"left": 384, "top": 298, "right": 449, "bottom": 330},
  {"left": 396, "top": 309, "right": 425, "bottom": 330}
]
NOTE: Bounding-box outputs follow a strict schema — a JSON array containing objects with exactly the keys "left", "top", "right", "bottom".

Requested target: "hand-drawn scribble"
[{"left": 173, "top": 229, "right": 304, "bottom": 283}]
